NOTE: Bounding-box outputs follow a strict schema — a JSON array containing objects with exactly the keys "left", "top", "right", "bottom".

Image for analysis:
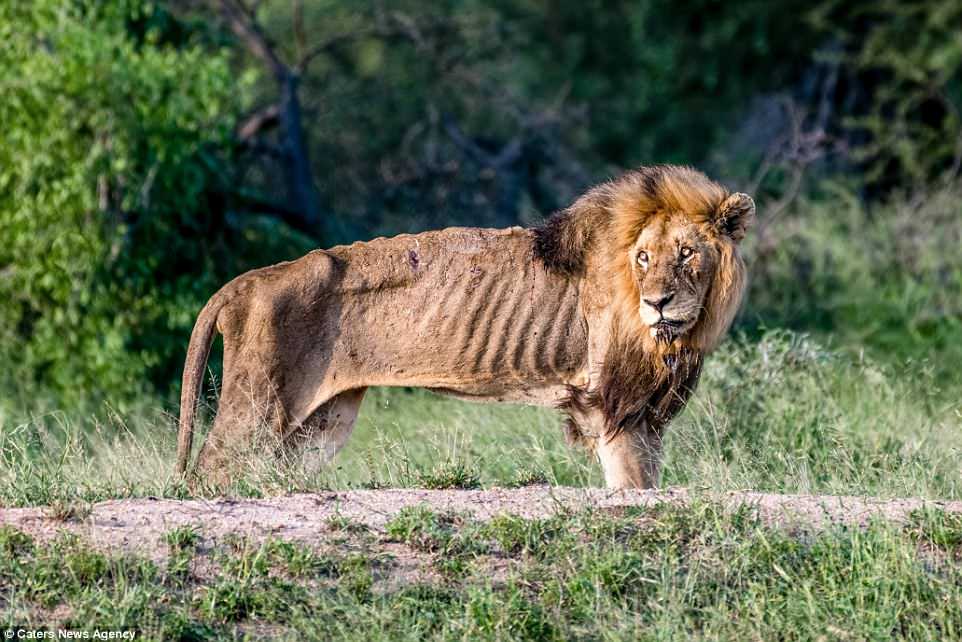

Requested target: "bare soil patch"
[{"left": 2, "top": 486, "right": 959, "bottom": 561}]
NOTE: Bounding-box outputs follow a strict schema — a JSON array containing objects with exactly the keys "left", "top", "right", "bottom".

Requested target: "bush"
[
  {"left": 746, "top": 181, "right": 962, "bottom": 381},
  {"left": 0, "top": 1, "right": 308, "bottom": 412},
  {"left": 0, "top": 1, "right": 228, "bottom": 407}
]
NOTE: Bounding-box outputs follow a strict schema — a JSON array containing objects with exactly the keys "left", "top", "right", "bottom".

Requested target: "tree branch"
[
  {"left": 296, "top": 11, "right": 460, "bottom": 73},
  {"left": 210, "top": 0, "right": 324, "bottom": 236},
  {"left": 212, "top": 0, "right": 289, "bottom": 80},
  {"left": 442, "top": 114, "right": 523, "bottom": 169},
  {"left": 239, "top": 137, "right": 286, "bottom": 159},
  {"left": 297, "top": 26, "right": 403, "bottom": 72},
  {"left": 236, "top": 103, "right": 281, "bottom": 141}
]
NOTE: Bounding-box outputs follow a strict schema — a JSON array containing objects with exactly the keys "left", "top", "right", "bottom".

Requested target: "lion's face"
[
  {"left": 533, "top": 165, "right": 754, "bottom": 351},
  {"left": 629, "top": 215, "right": 718, "bottom": 344}
]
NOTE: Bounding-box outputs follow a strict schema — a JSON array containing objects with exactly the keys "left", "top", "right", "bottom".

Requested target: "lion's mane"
[{"left": 533, "top": 165, "right": 750, "bottom": 442}]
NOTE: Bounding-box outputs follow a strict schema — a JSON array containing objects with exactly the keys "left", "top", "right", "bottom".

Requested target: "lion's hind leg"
[
  {"left": 191, "top": 371, "right": 289, "bottom": 492},
  {"left": 284, "top": 387, "right": 368, "bottom": 476}
]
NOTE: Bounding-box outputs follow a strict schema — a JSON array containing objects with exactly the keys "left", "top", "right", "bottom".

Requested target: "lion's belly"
[{"left": 426, "top": 381, "right": 576, "bottom": 406}]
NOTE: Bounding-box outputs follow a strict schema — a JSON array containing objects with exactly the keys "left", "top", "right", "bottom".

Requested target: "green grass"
[
  {"left": 664, "top": 331, "right": 962, "bottom": 497},
  {"left": 3, "top": 502, "right": 962, "bottom": 639}
]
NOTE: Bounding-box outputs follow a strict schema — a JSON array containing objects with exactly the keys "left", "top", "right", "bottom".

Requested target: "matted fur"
[{"left": 535, "top": 165, "right": 752, "bottom": 440}]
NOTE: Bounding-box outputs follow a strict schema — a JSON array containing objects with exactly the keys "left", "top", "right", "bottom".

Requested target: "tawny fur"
[{"left": 178, "top": 165, "right": 753, "bottom": 490}]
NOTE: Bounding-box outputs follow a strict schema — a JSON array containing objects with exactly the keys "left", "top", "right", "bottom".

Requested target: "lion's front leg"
[
  {"left": 595, "top": 426, "right": 663, "bottom": 490},
  {"left": 566, "top": 402, "right": 663, "bottom": 489}
]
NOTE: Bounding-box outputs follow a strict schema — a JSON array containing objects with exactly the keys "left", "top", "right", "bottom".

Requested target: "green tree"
[{"left": 0, "top": 0, "right": 261, "bottom": 408}]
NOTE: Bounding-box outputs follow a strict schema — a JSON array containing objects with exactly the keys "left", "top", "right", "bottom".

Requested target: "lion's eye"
[
  {"left": 680, "top": 247, "right": 694, "bottom": 260},
  {"left": 636, "top": 251, "right": 648, "bottom": 266}
]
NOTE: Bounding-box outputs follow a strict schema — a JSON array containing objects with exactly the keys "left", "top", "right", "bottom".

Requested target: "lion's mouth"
[{"left": 650, "top": 319, "right": 686, "bottom": 344}]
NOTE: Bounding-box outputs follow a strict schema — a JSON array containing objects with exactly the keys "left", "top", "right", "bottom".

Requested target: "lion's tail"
[{"left": 176, "top": 293, "right": 226, "bottom": 478}]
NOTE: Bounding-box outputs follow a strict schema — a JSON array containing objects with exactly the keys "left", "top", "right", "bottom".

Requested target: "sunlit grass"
[
  {"left": 4, "top": 501, "right": 962, "bottom": 639},
  {"left": 663, "top": 331, "right": 962, "bottom": 498}
]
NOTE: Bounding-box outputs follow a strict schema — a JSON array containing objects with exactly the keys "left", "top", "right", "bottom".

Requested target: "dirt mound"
[{"left": 2, "top": 487, "right": 959, "bottom": 560}]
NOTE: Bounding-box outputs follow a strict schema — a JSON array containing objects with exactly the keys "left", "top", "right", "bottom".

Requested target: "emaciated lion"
[{"left": 177, "top": 165, "right": 754, "bottom": 489}]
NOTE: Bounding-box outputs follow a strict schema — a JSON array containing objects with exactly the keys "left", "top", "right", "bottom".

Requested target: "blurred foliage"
[
  {"left": 746, "top": 181, "right": 962, "bottom": 383},
  {"left": 0, "top": 0, "right": 307, "bottom": 407},
  {"left": 244, "top": 0, "right": 823, "bottom": 239},
  {"left": 813, "top": 0, "right": 962, "bottom": 190}
]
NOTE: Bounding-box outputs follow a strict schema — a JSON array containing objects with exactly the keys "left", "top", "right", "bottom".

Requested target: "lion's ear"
[{"left": 713, "top": 192, "right": 755, "bottom": 242}]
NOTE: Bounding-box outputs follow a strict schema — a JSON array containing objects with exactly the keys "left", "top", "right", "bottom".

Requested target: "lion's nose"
[{"left": 643, "top": 293, "right": 674, "bottom": 312}]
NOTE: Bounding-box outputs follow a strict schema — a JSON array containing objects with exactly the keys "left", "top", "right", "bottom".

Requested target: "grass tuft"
[
  {"left": 415, "top": 460, "right": 482, "bottom": 490},
  {"left": 906, "top": 507, "right": 962, "bottom": 549}
]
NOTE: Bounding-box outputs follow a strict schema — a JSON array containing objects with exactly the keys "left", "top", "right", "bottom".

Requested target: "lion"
[{"left": 177, "top": 164, "right": 754, "bottom": 489}]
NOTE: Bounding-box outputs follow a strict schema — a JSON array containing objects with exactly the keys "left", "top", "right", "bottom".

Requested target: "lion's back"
[
  {"left": 317, "top": 225, "right": 588, "bottom": 394},
  {"left": 326, "top": 226, "right": 531, "bottom": 292}
]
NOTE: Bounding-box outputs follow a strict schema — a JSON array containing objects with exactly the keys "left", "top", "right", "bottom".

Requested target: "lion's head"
[{"left": 534, "top": 165, "right": 754, "bottom": 355}]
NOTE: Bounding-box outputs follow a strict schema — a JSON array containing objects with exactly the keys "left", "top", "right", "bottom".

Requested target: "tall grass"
[
  {"left": 2, "top": 330, "right": 958, "bottom": 506},
  {"left": 664, "top": 331, "right": 961, "bottom": 498}
]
